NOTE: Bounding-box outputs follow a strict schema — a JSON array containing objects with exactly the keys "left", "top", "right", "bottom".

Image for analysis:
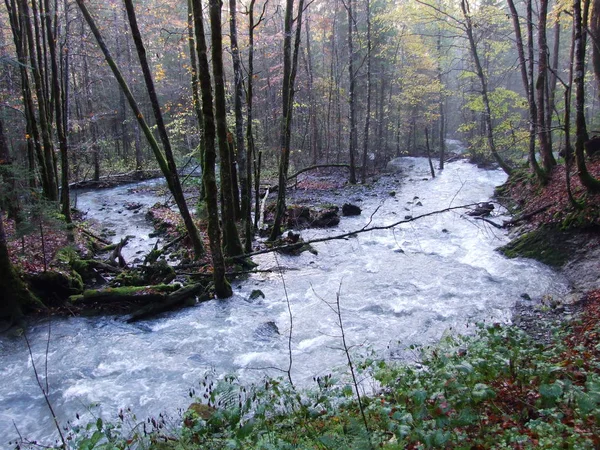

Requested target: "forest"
[{"left": 1, "top": 0, "right": 600, "bottom": 448}]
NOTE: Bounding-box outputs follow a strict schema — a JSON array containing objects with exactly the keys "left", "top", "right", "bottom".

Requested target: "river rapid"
[{"left": 0, "top": 157, "right": 569, "bottom": 446}]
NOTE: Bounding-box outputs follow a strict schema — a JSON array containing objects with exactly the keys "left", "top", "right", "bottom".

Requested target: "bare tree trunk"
[
  {"left": 18, "top": 0, "right": 58, "bottom": 199},
  {"left": 247, "top": 0, "right": 265, "bottom": 247},
  {"left": 44, "top": 0, "right": 70, "bottom": 221},
  {"left": 507, "top": 0, "right": 544, "bottom": 180},
  {"left": 123, "top": 0, "right": 205, "bottom": 258},
  {"left": 187, "top": 0, "right": 204, "bottom": 200},
  {"left": 547, "top": 13, "right": 561, "bottom": 153},
  {"left": 305, "top": 13, "right": 319, "bottom": 165},
  {"left": 537, "top": 0, "right": 557, "bottom": 172},
  {"left": 347, "top": 0, "right": 357, "bottom": 184},
  {"left": 77, "top": 0, "right": 205, "bottom": 258},
  {"left": 270, "top": 0, "right": 306, "bottom": 240},
  {"left": 360, "top": 0, "right": 372, "bottom": 184},
  {"left": 460, "top": 0, "right": 512, "bottom": 175},
  {"left": 229, "top": 0, "right": 249, "bottom": 239}
]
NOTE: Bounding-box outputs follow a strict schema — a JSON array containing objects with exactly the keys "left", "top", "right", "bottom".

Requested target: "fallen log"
[
  {"left": 287, "top": 163, "right": 350, "bottom": 181},
  {"left": 70, "top": 284, "right": 179, "bottom": 305},
  {"left": 126, "top": 283, "right": 209, "bottom": 322}
]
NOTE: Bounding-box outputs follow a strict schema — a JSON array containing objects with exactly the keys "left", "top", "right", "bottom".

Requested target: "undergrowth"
[{"left": 16, "top": 293, "right": 600, "bottom": 450}]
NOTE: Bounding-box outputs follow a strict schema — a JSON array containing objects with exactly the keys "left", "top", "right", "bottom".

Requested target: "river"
[{"left": 0, "top": 157, "right": 569, "bottom": 446}]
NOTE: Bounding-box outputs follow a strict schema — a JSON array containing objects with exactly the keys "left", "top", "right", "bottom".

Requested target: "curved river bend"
[{"left": 0, "top": 157, "right": 569, "bottom": 445}]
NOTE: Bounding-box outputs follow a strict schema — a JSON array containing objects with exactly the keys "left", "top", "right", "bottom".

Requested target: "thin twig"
[
  {"left": 274, "top": 252, "right": 295, "bottom": 388},
  {"left": 23, "top": 331, "right": 67, "bottom": 448}
]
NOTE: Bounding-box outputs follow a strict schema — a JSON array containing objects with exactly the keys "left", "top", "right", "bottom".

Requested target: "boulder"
[
  {"left": 313, "top": 207, "right": 340, "bottom": 227},
  {"left": 26, "top": 270, "right": 84, "bottom": 306},
  {"left": 342, "top": 203, "right": 362, "bottom": 216}
]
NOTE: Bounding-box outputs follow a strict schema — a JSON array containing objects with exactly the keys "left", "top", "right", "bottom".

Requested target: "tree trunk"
[
  {"left": 361, "top": 0, "right": 372, "bottom": 184},
  {"left": 21, "top": 0, "right": 58, "bottom": 200},
  {"left": 460, "top": 0, "right": 512, "bottom": 175},
  {"left": 507, "top": 0, "right": 544, "bottom": 181},
  {"left": 44, "top": 0, "right": 70, "bottom": 222},
  {"left": 122, "top": 0, "right": 205, "bottom": 259},
  {"left": 592, "top": 0, "right": 600, "bottom": 93},
  {"left": 229, "top": 0, "right": 249, "bottom": 234},
  {"left": 187, "top": 0, "right": 204, "bottom": 181},
  {"left": 270, "top": 0, "right": 306, "bottom": 240},
  {"left": 574, "top": 0, "right": 600, "bottom": 191},
  {"left": 246, "top": 0, "right": 263, "bottom": 249},
  {"left": 347, "top": 0, "right": 358, "bottom": 184},
  {"left": 208, "top": 0, "right": 243, "bottom": 257},
  {"left": 537, "top": 0, "right": 557, "bottom": 172},
  {"left": 191, "top": 0, "right": 232, "bottom": 298}
]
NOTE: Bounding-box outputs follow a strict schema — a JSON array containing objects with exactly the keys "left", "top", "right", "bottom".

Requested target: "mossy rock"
[
  {"left": 71, "top": 259, "right": 97, "bottom": 283},
  {"left": 142, "top": 260, "right": 176, "bottom": 284},
  {"left": 26, "top": 270, "right": 84, "bottom": 306},
  {"left": 498, "top": 227, "right": 574, "bottom": 267}
]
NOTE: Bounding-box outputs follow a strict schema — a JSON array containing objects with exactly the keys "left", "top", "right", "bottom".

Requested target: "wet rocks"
[
  {"left": 313, "top": 207, "right": 340, "bottom": 227},
  {"left": 342, "top": 203, "right": 362, "bottom": 216}
]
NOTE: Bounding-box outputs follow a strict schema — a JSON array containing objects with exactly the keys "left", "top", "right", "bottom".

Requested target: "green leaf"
[{"left": 472, "top": 383, "right": 495, "bottom": 402}]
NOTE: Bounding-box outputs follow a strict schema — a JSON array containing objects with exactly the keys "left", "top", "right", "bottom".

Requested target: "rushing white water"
[{"left": 0, "top": 157, "right": 569, "bottom": 446}]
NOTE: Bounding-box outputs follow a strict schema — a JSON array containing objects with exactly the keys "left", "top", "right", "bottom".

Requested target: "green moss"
[
  {"left": 498, "top": 227, "right": 573, "bottom": 267},
  {"left": 26, "top": 269, "right": 84, "bottom": 305}
]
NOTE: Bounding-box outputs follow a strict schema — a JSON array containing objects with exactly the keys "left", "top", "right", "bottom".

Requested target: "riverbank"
[{"left": 495, "top": 160, "right": 600, "bottom": 342}]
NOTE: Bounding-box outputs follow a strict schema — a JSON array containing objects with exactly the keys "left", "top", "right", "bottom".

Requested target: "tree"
[
  {"left": 347, "top": 0, "right": 358, "bottom": 184},
  {"left": 536, "top": 0, "right": 557, "bottom": 172},
  {"left": 269, "top": 0, "right": 306, "bottom": 240},
  {"left": 229, "top": 0, "right": 251, "bottom": 250},
  {"left": 360, "top": 0, "right": 372, "bottom": 184},
  {"left": 460, "top": 0, "right": 512, "bottom": 175},
  {"left": 76, "top": 0, "right": 205, "bottom": 258},
  {"left": 573, "top": 0, "right": 600, "bottom": 191},
  {"left": 507, "top": 0, "right": 544, "bottom": 181},
  {"left": 209, "top": 0, "right": 244, "bottom": 257},
  {"left": 191, "top": 0, "right": 232, "bottom": 298}
]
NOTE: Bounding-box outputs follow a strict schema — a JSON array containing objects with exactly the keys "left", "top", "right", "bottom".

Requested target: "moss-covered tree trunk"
[
  {"left": 209, "top": 0, "right": 244, "bottom": 257},
  {"left": 192, "top": 0, "right": 232, "bottom": 298},
  {"left": 574, "top": 0, "right": 600, "bottom": 191}
]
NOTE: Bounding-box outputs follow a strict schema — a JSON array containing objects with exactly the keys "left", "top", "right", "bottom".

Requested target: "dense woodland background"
[{"left": 2, "top": 0, "right": 600, "bottom": 307}]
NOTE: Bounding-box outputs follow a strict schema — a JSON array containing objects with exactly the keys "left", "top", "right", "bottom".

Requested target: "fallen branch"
[
  {"left": 230, "top": 203, "right": 480, "bottom": 260},
  {"left": 178, "top": 267, "right": 299, "bottom": 277},
  {"left": 107, "top": 236, "right": 131, "bottom": 267},
  {"left": 473, "top": 216, "right": 504, "bottom": 229},
  {"left": 287, "top": 163, "right": 350, "bottom": 181},
  {"left": 503, "top": 204, "right": 551, "bottom": 227}
]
